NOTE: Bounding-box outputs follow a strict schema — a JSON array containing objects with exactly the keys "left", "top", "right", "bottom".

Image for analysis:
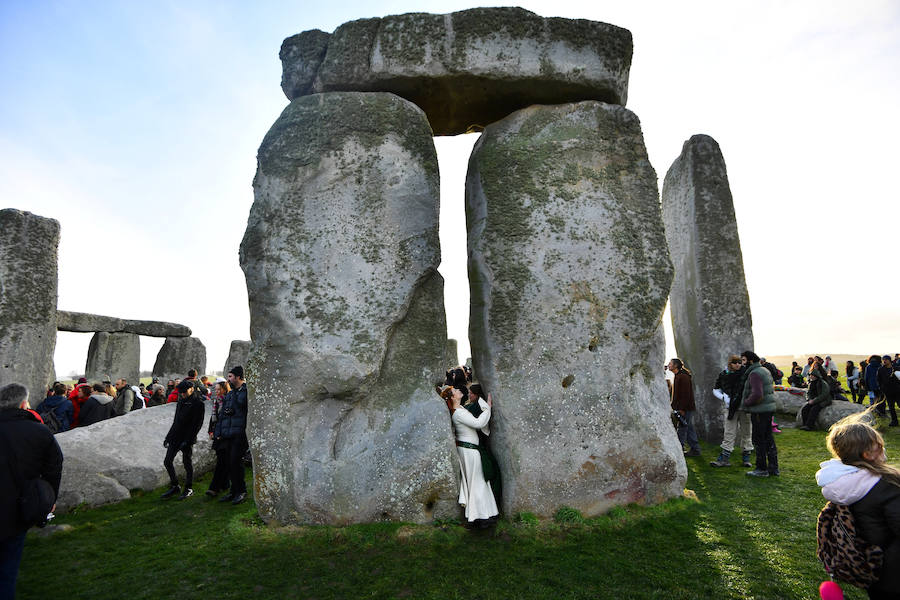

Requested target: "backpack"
[
  {"left": 38, "top": 407, "right": 62, "bottom": 434},
  {"left": 816, "top": 501, "right": 883, "bottom": 588}
]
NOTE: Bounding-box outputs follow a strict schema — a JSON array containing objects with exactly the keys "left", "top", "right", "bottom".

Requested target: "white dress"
[{"left": 451, "top": 399, "right": 499, "bottom": 521}]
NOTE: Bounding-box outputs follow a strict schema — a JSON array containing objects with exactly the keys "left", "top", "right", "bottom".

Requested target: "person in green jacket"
[
  {"left": 740, "top": 350, "right": 779, "bottom": 477},
  {"left": 798, "top": 370, "right": 832, "bottom": 430}
]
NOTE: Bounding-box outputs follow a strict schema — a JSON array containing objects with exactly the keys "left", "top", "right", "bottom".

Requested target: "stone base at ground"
[
  {"left": 794, "top": 400, "right": 866, "bottom": 430},
  {"left": 55, "top": 402, "right": 214, "bottom": 511}
]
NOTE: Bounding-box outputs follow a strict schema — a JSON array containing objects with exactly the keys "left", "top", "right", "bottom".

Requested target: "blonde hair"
[{"left": 827, "top": 409, "right": 900, "bottom": 487}]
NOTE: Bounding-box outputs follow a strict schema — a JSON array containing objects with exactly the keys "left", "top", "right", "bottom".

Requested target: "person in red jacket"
[{"left": 68, "top": 382, "right": 92, "bottom": 427}]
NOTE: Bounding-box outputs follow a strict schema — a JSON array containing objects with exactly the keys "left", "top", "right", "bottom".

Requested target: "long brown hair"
[{"left": 827, "top": 409, "right": 900, "bottom": 488}]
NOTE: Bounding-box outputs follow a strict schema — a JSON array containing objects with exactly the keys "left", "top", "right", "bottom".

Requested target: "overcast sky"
[{"left": 2, "top": 0, "right": 898, "bottom": 377}]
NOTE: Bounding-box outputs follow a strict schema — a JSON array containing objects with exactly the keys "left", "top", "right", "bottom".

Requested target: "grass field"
[{"left": 16, "top": 420, "right": 900, "bottom": 600}]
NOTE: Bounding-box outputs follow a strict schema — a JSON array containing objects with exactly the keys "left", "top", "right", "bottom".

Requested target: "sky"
[{"left": 2, "top": 0, "right": 899, "bottom": 377}]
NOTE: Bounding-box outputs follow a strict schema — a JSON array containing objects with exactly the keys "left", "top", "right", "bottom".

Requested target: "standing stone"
[
  {"left": 241, "top": 91, "right": 456, "bottom": 525},
  {"left": 0, "top": 209, "right": 59, "bottom": 401},
  {"left": 662, "top": 135, "right": 753, "bottom": 441},
  {"left": 152, "top": 337, "right": 206, "bottom": 382},
  {"left": 466, "top": 102, "right": 684, "bottom": 518},
  {"left": 85, "top": 332, "right": 140, "bottom": 385},
  {"left": 223, "top": 340, "right": 251, "bottom": 375}
]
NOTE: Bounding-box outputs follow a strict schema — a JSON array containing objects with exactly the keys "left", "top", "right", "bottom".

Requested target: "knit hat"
[
  {"left": 176, "top": 380, "right": 194, "bottom": 393},
  {"left": 229, "top": 366, "right": 244, "bottom": 378}
]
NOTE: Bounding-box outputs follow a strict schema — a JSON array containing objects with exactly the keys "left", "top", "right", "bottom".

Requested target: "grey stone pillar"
[
  {"left": 223, "top": 340, "right": 250, "bottom": 375},
  {"left": 152, "top": 337, "right": 206, "bottom": 383},
  {"left": 662, "top": 134, "right": 754, "bottom": 441},
  {"left": 85, "top": 332, "right": 140, "bottom": 385},
  {"left": 0, "top": 209, "right": 60, "bottom": 401},
  {"left": 466, "top": 102, "right": 684, "bottom": 518},
  {"left": 241, "top": 92, "right": 456, "bottom": 525}
]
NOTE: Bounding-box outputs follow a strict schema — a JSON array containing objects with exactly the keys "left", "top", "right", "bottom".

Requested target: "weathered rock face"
[
  {"left": 224, "top": 340, "right": 251, "bottom": 375},
  {"left": 281, "top": 7, "right": 632, "bottom": 135},
  {"left": 662, "top": 135, "right": 754, "bottom": 441},
  {"left": 153, "top": 336, "right": 207, "bottom": 382},
  {"left": 0, "top": 209, "right": 60, "bottom": 401},
  {"left": 85, "top": 332, "right": 140, "bottom": 384},
  {"left": 55, "top": 402, "right": 214, "bottom": 511},
  {"left": 56, "top": 310, "right": 191, "bottom": 337},
  {"left": 241, "top": 91, "right": 457, "bottom": 525},
  {"left": 774, "top": 389, "right": 807, "bottom": 415},
  {"left": 466, "top": 101, "right": 683, "bottom": 518},
  {"left": 794, "top": 400, "right": 867, "bottom": 430}
]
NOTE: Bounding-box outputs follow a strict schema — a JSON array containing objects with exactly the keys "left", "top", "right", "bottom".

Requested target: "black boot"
[{"left": 160, "top": 485, "right": 180, "bottom": 499}]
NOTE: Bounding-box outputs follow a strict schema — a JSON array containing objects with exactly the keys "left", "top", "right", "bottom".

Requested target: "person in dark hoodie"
[
  {"left": 78, "top": 383, "right": 115, "bottom": 427},
  {"left": 34, "top": 382, "right": 74, "bottom": 433},
  {"left": 816, "top": 410, "right": 900, "bottom": 599},
  {"left": 161, "top": 380, "right": 206, "bottom": 500},
  {"left": 0, "top": 383, "right": 64, "bottom": 598}
]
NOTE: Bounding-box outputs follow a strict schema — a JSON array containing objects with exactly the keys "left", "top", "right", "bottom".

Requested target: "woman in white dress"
[{"left": 441, "top": 386, "right": 499, "bottom": 523}]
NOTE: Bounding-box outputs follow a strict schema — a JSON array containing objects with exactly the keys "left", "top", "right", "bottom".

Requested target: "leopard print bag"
[{"left": 816, "top": 501, "right": 883, "bottom": 588}]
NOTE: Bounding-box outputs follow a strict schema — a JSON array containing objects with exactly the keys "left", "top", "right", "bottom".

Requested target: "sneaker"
[
  {"left": 684, "top": 449, "right": 701, "bottom": 457},
  {"left": 231, "top": 492, "right": 247, "bottom": 505},
  {"left": 709, "top": 453, "right": 731, "bottom": 467},
  {"left": 177, "top": 488, "right": 194, "bottom": 500},
  {"left": 160, "top": 485, "right": 180, "bottom": 499},
  {"left": 741, "top": 453, "right": 752, "bottom": 468},
  {"left": 768, "top": 470, "right": 780, "bottom": 476},
  {"left": 219, "top": 493, "right": 235, "bottom": 503},
  {"left": 746, "top": 469, "right": 769, "bottom": 477}
]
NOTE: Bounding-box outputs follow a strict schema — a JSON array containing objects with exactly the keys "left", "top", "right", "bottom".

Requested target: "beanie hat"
[{"left": 229, "top": 366, "right": 244, "bottom": 379}]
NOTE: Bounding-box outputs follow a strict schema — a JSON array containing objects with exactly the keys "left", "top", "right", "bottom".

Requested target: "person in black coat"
[
  {"left": 214, "top": 366, "right": 249, "bottom": 505},
  {"left": 160, "top": 380, "right": 205, "bottom": 500},
  {"left": 877, "top": 355, "right": 900, "bottom": 427},
  {"left": 0, "top": 383, "right": 64, "bottom": 598}
]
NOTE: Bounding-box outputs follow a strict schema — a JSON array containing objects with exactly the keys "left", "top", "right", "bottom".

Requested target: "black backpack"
[
  {"left": 816, "top": 501, "right": 883, "bottom": 588},
  {"left": 38, "top": 407, "right": 62, "bottom": 435}
]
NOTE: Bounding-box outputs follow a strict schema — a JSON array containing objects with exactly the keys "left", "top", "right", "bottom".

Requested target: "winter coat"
[
  {"left": 807, "top": 378, "right": 832, "bottom": 407},
  {"left": 787, "top": 373, "right": 807, "bottom": 388},
  {"left": 112, "top": 387, "right": 135, "bottom": 417},
  {"left": 714, "top": 368, "right": 744, "bottom": 419},
  {"left": 78, "top": 393, "right": 115, "bottom": 427},
  {"left": 817, "top": 459, "right": 900, "bottom": 596},
  {"left": 878, "top": 366, "right": 900, "bottom": 399},
  {"left": 0, "top": 409, "right": 64, "bottom": 539},
  {"left": 865, "top": 362, "right": 881, "bottom": 392},
  {"left": 214, "top": 383, "right": 247, "bottom": 439},
  {"left": 164, "top": 392, "right": 205, "bottom": 448},
  {"left": 670, "top": 370, "right": 695, "bottom": 412},
  {"left": 740, "top": 363, "right": 775, "bottom": 414},
  {"left": 34, "top": 395, "right": 74, "bottom": 432}
]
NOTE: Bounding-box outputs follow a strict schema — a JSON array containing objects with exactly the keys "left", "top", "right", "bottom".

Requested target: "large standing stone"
[
  {"left": 241, "top": 91, "right": 457, "bottom": 525},
  {"left": 54, "top": 402, "right": 215, "bottom": 511},
  {"left": 84, "top": 332, "right": 140, "bottom": 384},
  {"left": 281, "top": 8, "right": 633, "bottom": 135},
  {"left": 662, "top": 135, "right": 753, "bottom": 441},
  {"left": 0, "top": 209, "right": 59, "bottom": 401},
  {"left": 223, "top": 340, "right": 251, "bottom": 375},
  {"left": 153, "top": 336, "right": 206, "bottom": 382},
  {"left": 466, "top": 101, "right": 683, "bottom": 518}
]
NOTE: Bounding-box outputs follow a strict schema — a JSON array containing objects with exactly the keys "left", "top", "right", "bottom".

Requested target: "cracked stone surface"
[
  {"left": 55, "top": 402, "right": 215, "bottom": 511},
  {"left": 0, "top": 209, "right": 59, "bottom": 401},
  {"left": 466, "top": 101, "right": 685, "bottom": 518},
  {"left": 241, "top": 91, "right": 456, "bottom": 525},
  {"left": 85, "top": 332, "right": 140, "bottom": 384},
  {"left": 280, "top": 7, "right": 632, "bottom": 134},
  {"left": 662, "top": 134, "right": 753, "bottom": 441}
]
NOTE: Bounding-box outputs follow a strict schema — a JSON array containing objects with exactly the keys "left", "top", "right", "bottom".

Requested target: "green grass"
[{"left": 19, "top": 425, "right": 900, "bottom": 600}]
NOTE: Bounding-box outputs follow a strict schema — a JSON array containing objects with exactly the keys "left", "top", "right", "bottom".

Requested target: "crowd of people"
[{"left": 0, "top": 365, "right": 249, "bottom": 596}]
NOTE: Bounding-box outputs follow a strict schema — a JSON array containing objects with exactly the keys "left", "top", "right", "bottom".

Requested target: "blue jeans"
[
  {"left": 676, "top": 410, "right": 700, "bottom": 452},
  {"left": 0, "top": 532, "right": 27, "bottom": 600}
]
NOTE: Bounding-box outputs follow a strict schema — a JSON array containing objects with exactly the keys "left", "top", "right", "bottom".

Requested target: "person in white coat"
[{"left": 441, "top": 386, "right": 499, "bottom": 524}]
